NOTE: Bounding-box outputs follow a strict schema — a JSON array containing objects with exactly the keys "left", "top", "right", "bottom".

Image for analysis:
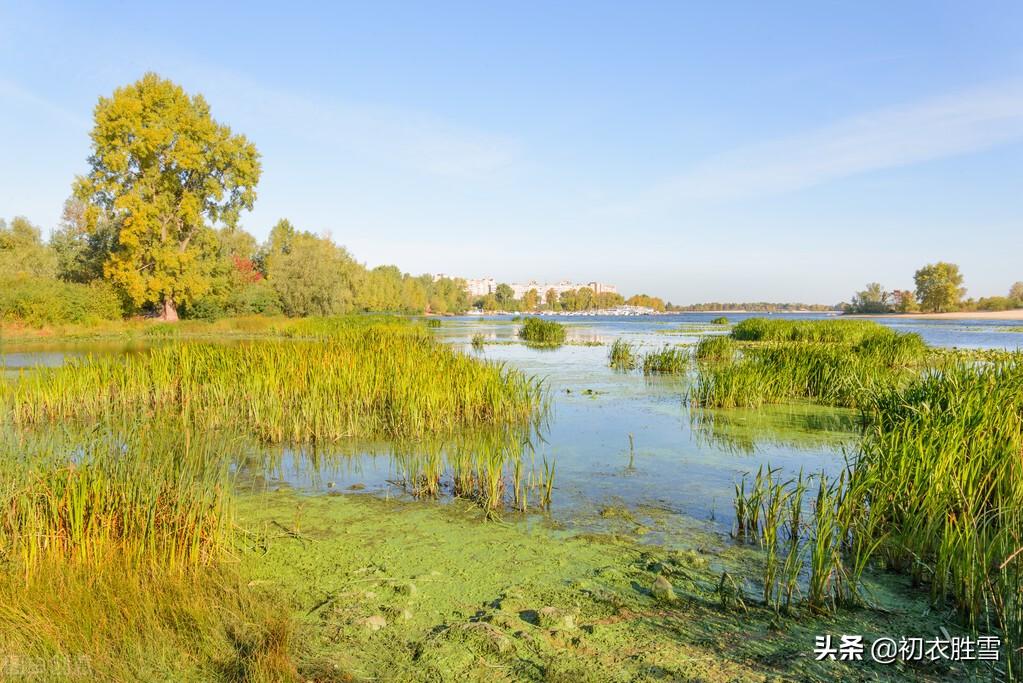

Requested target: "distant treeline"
[
  {"left": 666, "top": 302, "right": 837, "bottom": 312},
  {"left": 844, "top": 263, "right": 1022, "bottom": 314}
]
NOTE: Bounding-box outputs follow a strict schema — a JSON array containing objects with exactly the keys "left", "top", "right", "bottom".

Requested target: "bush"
[
  {"left": 0, "top": 277, "right": 122, "bottom": 326},
  {"left": 518, "top": 317, "right": 566, "bottom": 345}
]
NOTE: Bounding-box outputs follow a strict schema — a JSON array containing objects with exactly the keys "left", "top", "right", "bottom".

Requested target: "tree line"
[{"left": 845, "top": 262, "right": 1022, "bottom": 314}]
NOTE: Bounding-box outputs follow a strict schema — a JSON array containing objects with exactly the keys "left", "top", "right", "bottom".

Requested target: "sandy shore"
[{"left": 849, "top": 309, "right": 1023, "bottom": 321}]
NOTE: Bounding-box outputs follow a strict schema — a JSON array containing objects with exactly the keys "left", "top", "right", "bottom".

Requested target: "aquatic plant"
[
  {"left": 517, "top": 317, "right": 567, "bottom": 346},
  {"left": 694, "top": 335, "right": 735, "bottom": 363},
  {"left": 690, "top": 331, "right": 928, "bottom": 409},
  {"left": 710, "top": 316, "right": 728, "bottom": 325},
  {"left": 471, "top": 333, "right": 485, "bottom": 352},
  {"left": 641, "top": 345, "right": 688, "bottom": 375},
  {"left": 6, "top": 321, "right": 546, "bottom": 442},
  {"left": 0, "top": 423, "right": 232, "bottom": 574},
  {"left": 731, "top": 317, "right": 892, "bottom": 344},
  {"left": 608, "top": 338, "right": 638, "bottom": 370}
]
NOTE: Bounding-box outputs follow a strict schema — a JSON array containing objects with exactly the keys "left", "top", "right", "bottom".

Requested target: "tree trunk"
[{"left": 161, "top": 297, "right": 179, "bottom": 321}]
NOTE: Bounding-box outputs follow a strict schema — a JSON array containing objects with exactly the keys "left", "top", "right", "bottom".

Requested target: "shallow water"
[{"left": 5, "top": 313, "right": 1021, "bottom": 538}]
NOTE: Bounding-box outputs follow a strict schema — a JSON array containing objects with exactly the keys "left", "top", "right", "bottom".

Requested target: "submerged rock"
[{"left": 652, "top": 575, "right": 676, "bottom": 603}]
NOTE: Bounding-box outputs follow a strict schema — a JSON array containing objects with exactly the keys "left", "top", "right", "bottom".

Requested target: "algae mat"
[{"left": 237, "top": 490, "right": 985, "bottom": 682}]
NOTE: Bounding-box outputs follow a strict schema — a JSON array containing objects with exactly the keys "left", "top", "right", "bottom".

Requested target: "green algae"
[{"left": 236, "top": 490, "right": 989, "bottom": 682}]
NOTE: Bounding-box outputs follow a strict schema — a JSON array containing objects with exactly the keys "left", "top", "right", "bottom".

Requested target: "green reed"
[
  {"left": 710, "top": 316, "right": 729, "bottom": 325},
  {"left": 695, "top": 335, "right": 736, "bottom": 363},
  {"left": 642, "top": 345, "right": 689, "bottom": 375},
  {"left": 0, "top": 423, "right": 232, "bottom": 575},
  {"left": 517, "top": 317, "right": 567, "bottom": 346},
  {"left": 5, "top": 323, "right": 546, "bottom": 443},
  {"left": 730, "top": 317, "right": 893, "bottom": 344},
  {"left": 690, "top": 333, "right": 928, "bottom": 409},
  {"left": 608, "top": 339, "right": 638, "bottom": 370},
  {"left": 471, "top": 333, "right": 486, "bottom": 352}
]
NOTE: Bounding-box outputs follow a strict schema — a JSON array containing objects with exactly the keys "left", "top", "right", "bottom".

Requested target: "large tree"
[
  {"left": 1010, "top": 282, "right": 1023, "bottom": 303},
  {"left": 914, "top": 262, "right": 965, "bottom": 313},
  {"left": 0, "top": 216, "right": 56, "bottom": 278},
  {"left": 848, "top": 282, "right": 891, "bottom": 314},
  {"left": 74, "top": 73, "right": 261, "bottom": 320}
]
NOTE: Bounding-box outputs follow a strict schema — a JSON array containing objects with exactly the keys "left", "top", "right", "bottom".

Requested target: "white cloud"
[
  {"left": 179, "top": 68, "right": 520, "bottom": 178},
  {"left": 615, "top": 80, "right": 1023, "bottom": 212}
]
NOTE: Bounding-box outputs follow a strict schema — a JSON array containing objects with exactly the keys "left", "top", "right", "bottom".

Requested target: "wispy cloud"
[
  {"left": 0, "top": 77, "right": 89, "bottom": 130},
  {"left": 180, "top": 68, "right": 520, "bottom": 178},
  {"left": 616, "top": 80, "right": 1023, "bottom": 212}
]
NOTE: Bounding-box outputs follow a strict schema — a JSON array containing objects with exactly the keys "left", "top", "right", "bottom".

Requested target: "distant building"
[{"left": 450, "top": 276, "right": 617, "bottom": 301}]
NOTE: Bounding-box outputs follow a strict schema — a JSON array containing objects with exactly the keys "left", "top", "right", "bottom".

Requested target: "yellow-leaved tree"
[{"left": 74, "top": 73, "right": 260, "bottom": 320}]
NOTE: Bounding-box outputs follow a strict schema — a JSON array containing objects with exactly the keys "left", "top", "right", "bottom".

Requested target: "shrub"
[{"left": 0, "top": 277, "right": 123, "bottom": 326}]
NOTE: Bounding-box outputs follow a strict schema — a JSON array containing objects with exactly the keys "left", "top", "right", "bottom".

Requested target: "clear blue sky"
[{"left": 2, "top": 1, "right": 1021, "bottom": 304}]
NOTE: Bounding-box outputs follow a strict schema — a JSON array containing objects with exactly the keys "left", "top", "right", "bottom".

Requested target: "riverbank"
[{"left": 846, "top": 309, "right": 1023, "bottom": 321}]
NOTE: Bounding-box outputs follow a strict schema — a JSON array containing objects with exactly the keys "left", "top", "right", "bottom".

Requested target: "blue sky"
[{"left": 1, "top": 1, "right": 1021, "bottom": 304}]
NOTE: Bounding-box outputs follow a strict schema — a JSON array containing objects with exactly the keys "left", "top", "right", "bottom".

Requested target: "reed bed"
[
  {"left": 695, "top": 335, "right": 736, "bottom": 363},
  {"left": 608, "top": 339, "right": 638, "bottom": 370},
  {"left": 517, "top": 317, "right": 567, "bottom": 346},
  {"left": 5, "top": 324, "right": 546, "bottom": 443},
  {"left": 392, "top": 426, "right": 555, "bottom": 515},
  {"left": 730, "top": 317, "right": 892, "bottom": 344},
  {"left": 730, "top": 356, "right": 1023, "bottom": 671},
  {"left": 690, "top": 333, "right": 928, "bottom": 409},
  {"left": 852, "top": 358, "right": 1023, "bottom": 674},
  {"left": 641, "top": 345, "right": 689, "bottom": 375},
  {"left": 0, "top": 423, "right": 232, "bottom": 575}
]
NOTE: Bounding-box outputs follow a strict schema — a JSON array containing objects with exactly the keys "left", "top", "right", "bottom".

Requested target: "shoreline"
[{"left": 846, "top": 309, "right": 1023, "bottom": 321}]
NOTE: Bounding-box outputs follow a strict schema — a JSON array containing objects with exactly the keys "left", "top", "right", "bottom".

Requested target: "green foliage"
[
  {"left": 731, "top": 317, "right": 890, "bottom": 344},
  {"left": 7, "top": 320, "right": 545, "bottom": 442},
  {"left": 608, "top": 339, "right": 638, "bottom": 370},
  {"left": 1011, "top": 282, "right": 1023, "bottom": 303},
  {"left": 265, "top": 230, "right": 362, "bottom": 317},
  {"left": 914, "top": 261, "right": 965, "bottom": 313},
  {"left": 710, "top": 316, "right": 728, "bottom": 325},
  {"left": 517, "top": 317, "right": 567, "bottom": 345},
  {"left": 693, "top": 323, "right": 928, "bottom": 409},
  {"left": 626, "top": 294, "right": 666, "bottom": 312},
  {"left": 0, "top": 216, "right": 56, "bottom": 279},
  {"left": 642, "top": 345, "right": 688, "bottom": 374},
  {"left": 846, "top": 282, "right": 892, "bottom": 314},
  {"left": 0, "top": 277, "right": 123, "bottom": 326},
  {"left": 695, "top": 335, "right": 736, "bottom": 362},
  {"left": 74, "top": 73, "right": 261, "bottom": 320}
]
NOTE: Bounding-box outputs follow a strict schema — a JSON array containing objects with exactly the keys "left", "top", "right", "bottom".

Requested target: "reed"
[
  {"left": 642, "top": 345, "right": 689, "bottom": 375},
  {"left": 690, "top": 332, "right": 928, "bottom": 409},
  {"left": 710, "top": 316, "right": 728, "bottom": 325},
  {"left": 5, "top": 322, "right": 546, "bottom": 443},
  {"left": 608, "top": 339, "right": 638, "bottom": 370},
  {"left": 517, "top": 317, "right": 567, "bottom": 346},
  {"left": 695, "top": 335, "right": 736, "bottom": 363},
  {"left": 730, "top": 317, "right": 892, "bottom": 344},
  {"left": 0, "top": 423, "right": 232, "bottom": 574},
  {"left": 471, "top": 333, "right": 485, "bottom": 352},
  {"left": 851, "top": 357, "right": 1023, "bottom": 668}
]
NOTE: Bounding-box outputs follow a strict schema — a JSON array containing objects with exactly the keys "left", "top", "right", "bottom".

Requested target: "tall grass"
[
  {"left": 642, "top": 345, "right": 689, "bottom": 375},
  {"left": 731, "top": 317, "right": 891, "bottom": 344},
  {"left": 0, "top": 423, "right": 231, "bottom": 574},
  {"left": 852, "top": 358, "right": 1023, "bottom": 674},
  {"left": 690, "top": 333, "right": 928, "bottom": 409},
  {"left": 695, "top": 335, "right": 736, "bottom": 363},
  {"left": 608, "top": 339, "right": 638, "bottom": 370},
  {"left": 517, "top": 317, "right": 567, "bottom": 346},
  {"left": 5, "top": 323, "right": 546, "bottom": 442}
]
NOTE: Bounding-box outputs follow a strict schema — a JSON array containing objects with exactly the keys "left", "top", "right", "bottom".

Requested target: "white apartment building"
[{"left": 454, "top": 276, "right": 617, "bottom": 300}]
